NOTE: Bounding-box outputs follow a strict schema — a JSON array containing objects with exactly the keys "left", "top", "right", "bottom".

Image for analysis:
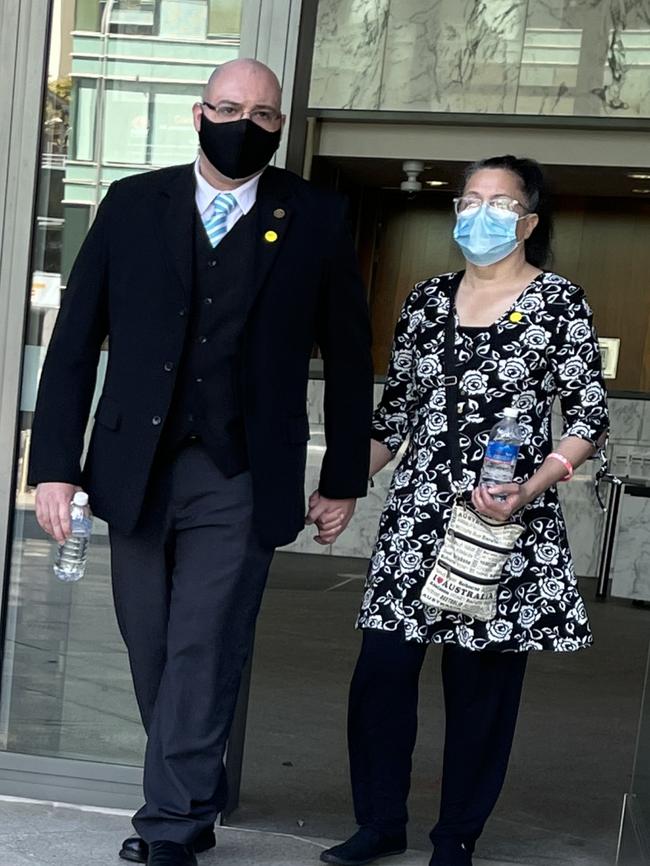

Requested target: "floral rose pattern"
[{"left": 358, "top": 271, "right": 609, "bottom": 652}]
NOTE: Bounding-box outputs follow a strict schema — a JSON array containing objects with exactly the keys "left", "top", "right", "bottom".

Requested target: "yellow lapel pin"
[
  {"left": 264, "top": 230, "right": 278, "bottom": 243},
  {"left": 509, "top": 311, "right": 523, "bottom": 323}
]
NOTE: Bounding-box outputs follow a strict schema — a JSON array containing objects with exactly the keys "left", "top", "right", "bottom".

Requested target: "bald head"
[
  {"left": 192, "top": 57, "right": 285, "bottom": 187},
  {"left": 202, "top": 59, "right": 282, "bottom": 111}
]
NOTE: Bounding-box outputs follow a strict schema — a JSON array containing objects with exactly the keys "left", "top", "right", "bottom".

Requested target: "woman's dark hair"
[{"left": 461, "top": 155, "right": 553, "bottom": 268}]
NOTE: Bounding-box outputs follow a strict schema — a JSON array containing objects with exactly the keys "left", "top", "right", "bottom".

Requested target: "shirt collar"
[{"left": 194, "top": 156, "right": 262, "bottom": 217}]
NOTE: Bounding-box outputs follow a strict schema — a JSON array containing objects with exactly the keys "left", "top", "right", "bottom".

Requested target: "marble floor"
[
  {"left": 1, "top": 527, "right": 648, "bottom": 866},
  {"left": 0, "top": 798, "right": 531, "bottom": 866}
]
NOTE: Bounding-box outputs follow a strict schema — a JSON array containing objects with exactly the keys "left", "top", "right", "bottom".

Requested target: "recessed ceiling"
[{"left": 315, "top": 156, "right": 650, "bottom": 199}]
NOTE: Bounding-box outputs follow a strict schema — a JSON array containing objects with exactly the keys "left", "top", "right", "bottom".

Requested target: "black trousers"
[
  {"left": 109, "top": 444, "right": 274, "bottom": 844},
  {"left": 348, "top": 630, "right": 528, "bottom": 850}
]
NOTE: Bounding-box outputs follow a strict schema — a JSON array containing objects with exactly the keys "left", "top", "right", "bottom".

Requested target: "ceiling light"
[
  {"left": 628, "top": 173, "right": 650, "bottom": 180},
  {"left": 425, "top": 180, "right": 447, "bottom": 187},
  {"left": 401, "top": 160, "right": 424, "bottom": 193},
  {"left": 632, "top": 188, "right": 650, "bottom": 194}
]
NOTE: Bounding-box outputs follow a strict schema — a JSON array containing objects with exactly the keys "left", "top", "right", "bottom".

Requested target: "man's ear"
[{"left": 192, "top": 103, "right": 203, "bottom": 134}]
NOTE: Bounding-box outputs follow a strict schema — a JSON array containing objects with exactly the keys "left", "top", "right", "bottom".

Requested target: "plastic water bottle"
[
  {"left": 479, "top": 408, "right": 524, "bottom": 501},
  {"left": 53, "top": 491, "right": 93, "bottom": 582}
]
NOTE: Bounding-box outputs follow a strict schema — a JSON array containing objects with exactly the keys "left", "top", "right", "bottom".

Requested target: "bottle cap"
[
  {"left": 503, "top": 407, "right": 519, "bottom": 418},
  {"left": 73, "top": 491, "right": 89, "bottom": 506}
]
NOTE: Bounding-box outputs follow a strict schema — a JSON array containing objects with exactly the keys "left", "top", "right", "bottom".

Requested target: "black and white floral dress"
[{"left": 357, "top": 271, "right": 609, "bottom": 652}]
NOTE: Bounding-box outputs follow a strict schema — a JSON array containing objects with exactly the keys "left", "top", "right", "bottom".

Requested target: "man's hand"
[
  {"left": 35, "top": 482, "right": 81, "bottom": 543},
  {"left": 306, "top": 491, "right": 356, "bottom": 545}
]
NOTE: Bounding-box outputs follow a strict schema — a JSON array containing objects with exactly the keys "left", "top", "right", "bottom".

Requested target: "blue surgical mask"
[{"left": 453, "top": 205, "right": 523, "bottom": 267}]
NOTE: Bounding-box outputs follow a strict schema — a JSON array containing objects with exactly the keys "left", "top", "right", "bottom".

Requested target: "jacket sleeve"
[
  {"left": 548, "top": 289, "right": 609, "bottom": 445},
  {"left": 371, "top": 286, "right": 421, "bottom": 456},
  {"left": 28, "top": 185, "right": 114, "bottom": 486},
  {"left": 315, "top": 198, "right": 374, "bottom": 500}
]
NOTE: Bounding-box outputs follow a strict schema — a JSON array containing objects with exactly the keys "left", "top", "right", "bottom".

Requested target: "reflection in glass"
[
  {"left": 103, "top": 87, "right": 150, "bottom": 164},
  {"left": 0, "top": 0, "right": 242, "bottom": 766},
  {"left": 634, "top": 646, "right": 650, "bottom": 833},
  {"left": 310, "top": 0, "right": 650, "bottom": 118},
  {"left": 70, "top": 80, "right": 97, "bottom": 161},
  {"left": 103, "top": 0, "right": 157, "bottom": 35}
]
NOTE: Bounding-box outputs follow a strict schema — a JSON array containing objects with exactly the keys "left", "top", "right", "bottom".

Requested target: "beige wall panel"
[{"left": 318, "top": 121, "right": 650, "bottom": 170}]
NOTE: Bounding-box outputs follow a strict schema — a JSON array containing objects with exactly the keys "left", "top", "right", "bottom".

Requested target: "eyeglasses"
[
  {"left": 201, "top": 100, "right": 281, "bottom": 131},
  {"left": 453, "top": 195, "right": 528, "bottom": 216}
]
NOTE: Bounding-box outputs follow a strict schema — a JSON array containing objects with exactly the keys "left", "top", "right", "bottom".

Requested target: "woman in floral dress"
[{"left": 321, "top": 156, "right": 609, "bottom": 866}]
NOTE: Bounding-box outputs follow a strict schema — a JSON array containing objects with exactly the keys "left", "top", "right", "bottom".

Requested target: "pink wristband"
[{"left": 547, "top": 452, "right": 573, "bottom": 481}]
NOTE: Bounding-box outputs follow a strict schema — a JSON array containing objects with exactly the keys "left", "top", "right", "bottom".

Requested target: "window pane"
[
  {"left": 103, "top": 0, "right": 157, "bottom": 35},
  {"left": 75, "top": 0, "right": 101, "bottom": 31},
  {"left": 71, "top": 80, "right": 96, "bottom": 161},
  {"left": 103, "top": 87, "right": 150, "bottom": 164},
  {"left": 208, "top": 0, "right": 242, "bottom": 37},
  {"left": 150, "top": 89, "right": 198, "bottom": 165},
  {"left": 61, "top": 205, "right": 92, "bottom": 285}
]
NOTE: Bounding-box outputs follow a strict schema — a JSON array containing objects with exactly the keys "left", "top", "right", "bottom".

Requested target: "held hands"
[
  {"left": 471, "top": 482, "right": 531, "bottom": 522},
  {"left": 306, "top": 491, "right": 356, "bottom": 545},
  {"left": 35, "top": 482, "right": 81, "bottom": 543}
]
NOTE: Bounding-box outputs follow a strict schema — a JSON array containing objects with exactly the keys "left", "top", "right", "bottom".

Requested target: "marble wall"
[
  {"left": 310, "top": 0, "right": 650, "bottom": 118},
  {"left": 610, "top": 491, "right": 650, "bottom": 602},
  {"left": 282, "top": 383, "right": 649, "bottom": 582}
]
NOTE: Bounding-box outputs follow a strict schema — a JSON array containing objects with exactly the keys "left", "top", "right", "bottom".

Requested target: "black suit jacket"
[{"left": 28, "top": 164, "right": 373, "bottom": 548}]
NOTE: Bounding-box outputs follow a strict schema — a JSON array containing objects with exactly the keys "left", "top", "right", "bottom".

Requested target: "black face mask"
[{"left": 198, "top": 114, "right": 281, "bottom": 180}]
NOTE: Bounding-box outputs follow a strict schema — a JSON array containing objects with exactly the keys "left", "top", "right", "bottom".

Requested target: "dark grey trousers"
[{"left": 109, "top": 444, "right": 274, "bottom": 844}]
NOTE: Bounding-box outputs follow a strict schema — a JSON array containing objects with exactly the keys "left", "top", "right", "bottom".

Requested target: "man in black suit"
[{"left": 29, "top": 59, "right": 372, "bottom": 866}]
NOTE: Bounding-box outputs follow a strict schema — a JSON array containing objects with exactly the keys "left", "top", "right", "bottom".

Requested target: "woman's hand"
[
  {"left": 471, "top": 483, "right": 530, "bottom": 522},
  {"left": 306, "top": 490, "right": 356, "bottom": 545}
]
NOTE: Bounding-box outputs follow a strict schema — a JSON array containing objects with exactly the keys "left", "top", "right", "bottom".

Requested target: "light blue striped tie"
[{"left": 203, "top": 192, "right": 238, "bottom": 247}]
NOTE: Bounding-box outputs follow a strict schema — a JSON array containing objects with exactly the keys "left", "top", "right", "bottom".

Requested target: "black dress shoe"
[
  {"left": 320, "top": 827, "right": 407, "bottom": 865},
  {"left": 119, "top": 829, "right": 216, "bottom": 863},
  {"left": 147, "top": 841, "right": 197, "bottom": 866}
]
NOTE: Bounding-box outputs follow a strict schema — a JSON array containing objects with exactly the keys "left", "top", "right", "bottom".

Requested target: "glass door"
[
  {"left": 619, "top": 642, "right": 650, "bottom": 865},
  {"left": 1, "top": 0, "right": 242, "bottom": 771}
]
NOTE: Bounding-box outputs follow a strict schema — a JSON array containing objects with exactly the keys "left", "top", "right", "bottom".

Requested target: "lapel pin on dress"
[
  {"left": 264, "top": 230, "right": 279, "bottom": 243},
  {"left": 509, "top": 311, "right": 524, "bottom": 323}
]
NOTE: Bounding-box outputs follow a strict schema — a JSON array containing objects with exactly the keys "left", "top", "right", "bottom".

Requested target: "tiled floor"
[{"left": 2, "top": 523, "right": 647, "bottom": 865}]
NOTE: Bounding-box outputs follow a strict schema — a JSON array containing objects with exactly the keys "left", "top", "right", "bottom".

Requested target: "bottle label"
[
  {"left": 71, "top": 516, "right": 92, "bottom": 536},
  {"left": 485, "top": 441, "right": 519, "bottom": 464}
]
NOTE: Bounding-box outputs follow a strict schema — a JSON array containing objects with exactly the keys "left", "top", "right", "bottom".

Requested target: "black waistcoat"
[{"left": 160, "top": 206, "right": 257, "bottom": 475}]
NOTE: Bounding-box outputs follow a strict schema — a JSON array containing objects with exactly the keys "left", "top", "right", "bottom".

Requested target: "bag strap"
[{"left": 443, "top": 275, "right": 464, "bottom": 485}]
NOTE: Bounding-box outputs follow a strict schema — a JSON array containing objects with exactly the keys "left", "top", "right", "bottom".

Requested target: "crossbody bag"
[{"left": 419, "top": 287, "right": 525, "bottom": 622}]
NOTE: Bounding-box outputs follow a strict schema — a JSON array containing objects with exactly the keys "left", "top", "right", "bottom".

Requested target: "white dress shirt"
[{"left": 194, "top": 157, "right": 261, "bottom": 235}]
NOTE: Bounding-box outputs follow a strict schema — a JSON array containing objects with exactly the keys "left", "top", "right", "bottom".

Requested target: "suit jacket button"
[
  {"left": 208, "top": 259, "right": 218, "bottom": 268},
  {"left": 163, "top": 361, "right": 174, "bottom": 372},
  {"left": 179, "top": 308, "right": 187, "bottom": 317},
  {"left": 152, "top": 416, "right": 162, "bottom": 426}
]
